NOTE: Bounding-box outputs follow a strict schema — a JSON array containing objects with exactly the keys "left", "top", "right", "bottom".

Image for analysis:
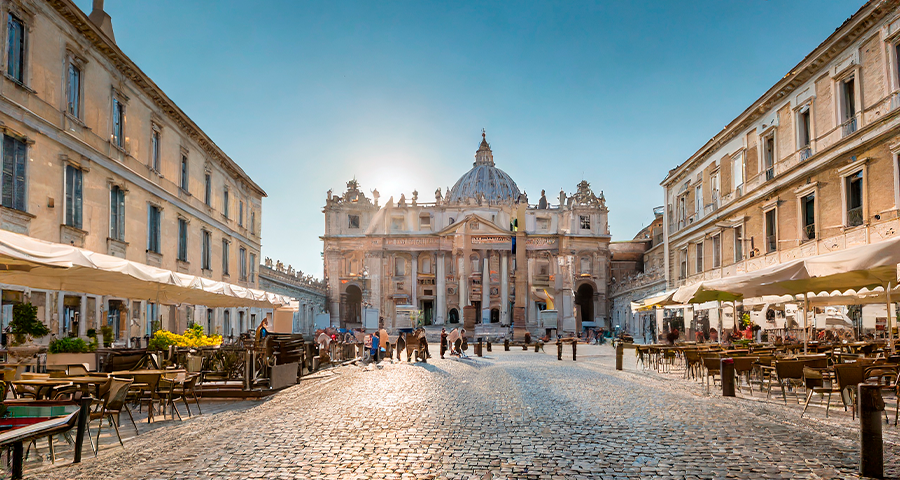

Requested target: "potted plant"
[
  {"left": 100, "top": 325, "right": 114, "bottom": 348},
  {"left": 47, "top": 335, "right": 98, "bottom": 371},
  {"left": 7, "top": 303, "right": 49, "bottom": 363}
]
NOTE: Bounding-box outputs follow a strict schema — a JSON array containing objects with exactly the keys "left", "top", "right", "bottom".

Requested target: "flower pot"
[
  {"left": 47, "top": 352, "right": 97, "bottom": 371},
  {"left": 6, "top": 344, "right": 42, "bottom": 364}
]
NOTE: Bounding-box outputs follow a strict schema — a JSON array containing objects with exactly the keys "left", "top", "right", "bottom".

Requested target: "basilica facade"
[{"left": 322, "top": 133, "right": 612, "bottom": 336}]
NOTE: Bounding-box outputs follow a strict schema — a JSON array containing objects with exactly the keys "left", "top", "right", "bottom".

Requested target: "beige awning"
[
  {"left": 632, "top": 289, "right": 679, "bottom": 311},
  {"left": 0, "top": 229, "right": 291, "bottom": 308},
  {"left": 674, "top": 236, "right": 900, "bottom": 304}
]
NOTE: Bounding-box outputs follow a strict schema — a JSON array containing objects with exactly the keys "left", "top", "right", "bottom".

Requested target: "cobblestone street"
[{"left": 34, "top": 345, "right": 899, "bottom": 479}]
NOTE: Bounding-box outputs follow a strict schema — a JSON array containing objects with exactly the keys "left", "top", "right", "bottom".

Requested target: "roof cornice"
[{"left": 46, "top": 0, "right": 267, "bottom": 197}]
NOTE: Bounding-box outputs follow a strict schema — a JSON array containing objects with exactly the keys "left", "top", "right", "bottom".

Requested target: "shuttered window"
[
  {"left": 177, "top": 218, "right": 188, "bottom": 262},
  {"left": 64, "top": 165, "right": 83, "bottom": 229},
  {"left": 67, "top": 63, "right": 81, "bottom": 117},
  {"left": 147, "top": 205, "right": 161, "bottom": 253},
  {"left": 239, "top": 246, "right": 247, "bottom": 280},
  {"left": 222, "top": 239, "right": 230, "bottom": 275},
  {"left": 204, "top": 173, "right": 211, "bottom": 206},
  {"left": 109, "top": 186, "right": 125, "bottom": 241},
  {"left": 201, "top": 230, "right": 211, "bottom": 270},
  {"left": 112, "top": 98, "right": 125, "bottom": 148},
  {"left": 6, "top": 14, "right": 24, "bottom": 83},
  {"left": 1, "top": 135, "right": 26, "bottom": 211}
]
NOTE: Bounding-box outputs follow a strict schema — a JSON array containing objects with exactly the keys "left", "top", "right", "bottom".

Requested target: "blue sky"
[{"left": 75, "top": 0, "right": 863, "bottom": 277}]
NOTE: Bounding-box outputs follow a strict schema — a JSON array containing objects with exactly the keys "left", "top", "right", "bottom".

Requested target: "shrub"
[
  {"left": 49, "top": 337, "right": 92, "bottom": 354},
  {"left": 100, "top": 325, "right": 114, "bottom": 347},
  {"left": 147, "top": 325, "right": 222, "bottom": 351},
  {"left": 9, "top": 303, "right": 49, "bottom": 345}
]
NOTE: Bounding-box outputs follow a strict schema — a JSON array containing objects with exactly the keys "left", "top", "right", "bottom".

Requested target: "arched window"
[{"left": 448, "top": 308, "right": 459, "bottom": 323}]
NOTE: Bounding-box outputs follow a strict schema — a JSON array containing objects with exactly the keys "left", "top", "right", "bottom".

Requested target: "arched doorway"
[
  {"left": 490, "top": 308, "right": 500, "bottom": 323},
  {"left": 575, "top": 283, "right": 594, "bottom": 326},
  {"left": 448, "top": 308, "right": 459, "bottom": 324},
  {"left": 344, "top": 285, "right": 362, "bottom": 326}
]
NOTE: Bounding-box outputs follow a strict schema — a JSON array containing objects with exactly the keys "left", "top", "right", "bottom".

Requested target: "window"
[
  {"left": 146, "top": 303, "right": 159, "bottom": 336},
  {"left": 840, "top": 75, "right": 857, "bottom": 135},
  {"left": 109, "top": 185, "right": 125, "bottom": 241},
  {"left": 765, "top": 208, "right": 777, "bottom": 253},
  {"left": 801, "top": 193, "right": 815, "bottom": 240},
  {"left": 348, "top": 214, "right": 359, "bottom": 229},
  {"left": 846, "top": 171, "right": 864, "bottom": 227},
  {"left": 204, "top": 173, "right": 211, "bottom": 205},
  {"left": 249, "top": 253, "right": 256, "bottom": 282},
  {"left": 471, "top": 255, "right": 480, "bottom": 274},
  {"left": 390, "top": 216, "right": 403, "bottom": 231},
  {"left": 150, "top": 129, "right": 160, "bottom": 171},
  {"left": 710, "top": 173, "right": 719, "bottom": 206},
  {"left": 223, "top": 187, "right": 229, "bottom": 218},
  {"left": 711, "top": 234, "right": 721, "bottom": 268},
  {"left": 177, "top": 218, "right": 188, "bottom": 262},
  {"left": 250, "top": 211, "right": 256, "bottom": 235},
  {"left": 112, "top": 98, "right": 125, "bottom": 148},
  {"left": 201, "top": 230, "right": 211, "bottom": 270},
  {"left": 679, "top": 248, "right": 687, "bottom": 279},
  {"left": 678, "top": 195, "right": 686, "bottom": 227},
  {"left": 64, "top": 165, "right": 83, "bottom": 229},
  {"left": 147, "top": 205, "right": 161, "bottom": 253},
  {"left": 797, "top": 105, "right": 811, "bottom": 159},
  {"left": 238, "top": 200, "right": 244, "bottom": 227},
  {"left": 6, "top": 14, "right": 24, "bottom": 83},
  {"left": 239, "top": 246, "right": 247, "bottom": 281},
  {"left": 537, "top": 260, "right": 549, "bottom": 276},
  {"left": 580, "top": 256, "right": 591, "bottom": 274},
  {"left": 419, "top": 214, "right": 431, "bottom": 230},
  {"left": 579, "top": 215, "right": 590, "bottom": 230},
  {"left": 537, "top": 218, "right": 550, "bottom": 231},
  {"left": 733, "top": 225, "right": 743, "bottom": 263},
  {"left": 732, "top": 153, "right": 744, "bottom": 192},
  {"left": 695, "top": 241, "right": 703, "bottom": 273},
  {"left": 1, "top": 134, "right": 26, "bottom": 211},
  {"left": 421, "top": 256, "right": 431, "bottom": 274},
  {"left": 224, "top": 310, "right": 231, "bottom": 337},
  {"left": 66, "top": 62, "right": 81, "bottom": 118},
  {"left": 222, "top": 239, "right": 230, "bottom": 275},
  {"left": 694, "top": 185, "right": 702, "bottom": 216},
  {"left": 180, "top": 155, "right": 189, "bottom": 192},
  {"left": 763, "top": 134, "right": 775, "bottom": 181},
  {"left": 394, "top": 257, "right": 405, "bottom": 276}
]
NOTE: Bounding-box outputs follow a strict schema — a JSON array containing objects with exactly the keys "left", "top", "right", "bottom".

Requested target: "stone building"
[
  {"left": 608, "top": 207, "right": 666, "bottom": 341},
  {"left": 0, "top": 0, "right": 268, "bottom": 345},
  {"left": 322, "top": 133, "right": 612, "bottom": 336},
  {"left": 257, "top": 259, "right": 327, "bottom": 335},
  {"left": 661, "top": 0, "right": 900, "bottom": 337}
]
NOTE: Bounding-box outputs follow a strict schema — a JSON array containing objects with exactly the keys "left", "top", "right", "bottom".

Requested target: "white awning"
[{"left": 0, "top": 229, "right": 291, "bottom": 308}]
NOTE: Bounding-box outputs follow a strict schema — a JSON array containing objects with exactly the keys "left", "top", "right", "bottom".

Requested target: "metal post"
[
  {"left": 11, "top": 441, "right": 22, "bottom": 480},
  {"left": 803, "top": 294, "right": 809, "bottom": 354},
  {"left": 886, "top": 282, "right": 893, "bottom": 353},
  {"left": 858, "top": 384, "right": 884, "bottom": 478},
  {"left": 572, "top": 340, "right": 577, "bottom": 362},
  {"left": 615, "top": 342, "right": 623, "bottom": 371},
  {"left": 74, "top": 395, "right": 92, "bottom": 463}
]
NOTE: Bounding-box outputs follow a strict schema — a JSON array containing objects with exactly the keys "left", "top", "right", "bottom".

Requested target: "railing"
[
  {"left": 841, "top": 116, "right": 858, "bottom": 137},
  {"left": 847, "top": 207, "right": 864, "bottom": 227},
  {"left": 765, "top": 168, "right": 775, "bottom": 182},
  {"left": 803, "top": 223, "right": 815, "bottom": 240},
  {"left": 766, "top": 234, "right": 777, "bottom": 253},
  {"left": 799, "top": 147, "right": 812, "bottom": 161}
]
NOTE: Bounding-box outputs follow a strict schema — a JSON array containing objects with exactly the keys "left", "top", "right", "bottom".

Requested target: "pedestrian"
[
  {"left": 572, "top": 336, "right": 577, "bottom": 361},
  {"left": 709, "top": 328, "right": 718, "bottom": 344},
  {"left": 379, "top": 327, "right": 390, "bottom": 361},
  {"left": 459, "top": 328, "right": 468, "bottom": 356},
  {"left": 448, "top": 328, "right": 460, "bottom": 356},
  {"left": 370, "top": 331, "right": 380, "bottom": 364},
  {"left": 254, "top": 318, "right": 269, "bottom": 343},
  {"left": 440, "top": 327, "right": 448, "bottom": 359},
  {"left": 418, "top": 328, "right": 430, "bottom": 362},
  {"left": 396, "top": 331, "right": 406, "bottom": 361}
]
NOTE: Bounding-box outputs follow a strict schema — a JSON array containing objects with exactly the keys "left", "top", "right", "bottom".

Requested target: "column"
[
  {"left": 458, "top": 254, "right": 467, "bottom": 308},
  {"left": 436, "top": 252, "right": 446, "bottom": 324},
  {"left": 56, "top": 292, "right": 64, "bottom": 336},
  {"left": 410, "top": 252, "right": 419, "bottom": 310},
  {"left": 500, "top": 252, "right": 509, "bottom": 325},
  {"left": 481, "top": 257, "right": 490, "bottom": 323}
]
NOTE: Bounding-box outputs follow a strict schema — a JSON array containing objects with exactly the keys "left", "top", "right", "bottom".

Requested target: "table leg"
[{"left": 11, "top": 441, "right": 22, "bottom": 480}]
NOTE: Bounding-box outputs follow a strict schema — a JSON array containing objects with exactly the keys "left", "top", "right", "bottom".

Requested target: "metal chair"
[
  {"left": 768, "top": 360, "right": 805, "bottom": 404},
  {"left": 90, "top": 377, "right": 137, "bottom": 451}
]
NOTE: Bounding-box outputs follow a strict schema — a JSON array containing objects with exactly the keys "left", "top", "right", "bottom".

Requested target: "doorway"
[
  {"left": 422, "top": 300, "right": 434, "bottom": 325},
  {"left": 490, "top": 308, "right": 500, "bottom": 323},
  {"left": 575, "top": 284, "right": 594, "bottom": 325},
  {"left": 344, "top": 285, "right": 362, "bottom": 325}
]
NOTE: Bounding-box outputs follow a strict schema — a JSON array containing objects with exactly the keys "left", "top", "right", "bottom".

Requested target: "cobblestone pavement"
[{"left": 33, "top": 345, "right": 900, "bottom": 479}]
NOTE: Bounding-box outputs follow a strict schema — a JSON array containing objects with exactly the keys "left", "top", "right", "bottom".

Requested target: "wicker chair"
[{"left": 90, "top": 377, "right": 137, "bottom": 451}]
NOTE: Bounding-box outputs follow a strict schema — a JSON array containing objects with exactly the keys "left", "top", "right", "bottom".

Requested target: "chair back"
[
  {"left": 183, "top": 374, "right": 199, "bottom": 391},
  {"left": 702, "top": 355, "right": 721, "bottom": 372},
  {"left": 68, "top": 364, "right": 89, "bottom": 376},
  {"left": 132, "top": 373, "right": 161, "bottom": 393},
  {"left": 97, "top": 377, "right": 113, "bottom": 400},
  {"left": 834, "top": 363, "right": 863, "bottom": 389},
  {"left": 756, "top": 355, "right": 775, "bottom": 367},
  {"left": 732, "top": 356, "right": 757, "bottom": 374},
  {"left": 863, "top": 365, "right": 898, "bottom": 385},
  {"left": 104, "top": 378, "right": 134, "bottom": 411},
  {"left": 774, "top": 360, "right": 805, "bottom": 380},
  {"left": 802, "top": 367, "right": 824, "bottom": 389},
  {"left": 802, "top": 357, "right": 829, "bottom": 369}
]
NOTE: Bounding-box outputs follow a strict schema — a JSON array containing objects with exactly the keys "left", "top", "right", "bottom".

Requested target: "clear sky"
[{"left": 75, "top": 0, "right": 863, "bottom": 278}]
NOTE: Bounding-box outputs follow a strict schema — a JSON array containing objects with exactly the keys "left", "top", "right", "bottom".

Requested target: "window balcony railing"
[
  {"left": 841, "top": 116, "right": 858, "bottom": 137},
  {"left": 803, "top": 223, "right": 815, "bottom": 240},
  {"left": 847, "top": 207, "right": 864, "bottom": 227},
  {"left": 765, "top": 167, "right": 775, "bottom": 182},
  {"left": 799, "top": 147, "right": 812, "bottom": 161},
  {"left": 766, "top": 234, "right": 777, "bottom": 253}
]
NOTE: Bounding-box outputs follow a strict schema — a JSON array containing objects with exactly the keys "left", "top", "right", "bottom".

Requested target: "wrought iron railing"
[
  {"left": 799, "top": 147, "right": 812, "bottom": 161},
  {"left": 766, "top": 234, "right": 777, "bottom": 253},
  {"left": 847, "top": 207, "right": 863, "bottom": 227},
  {"left": 803, "top": 223, "right": 815, "bottom": 240},
  {"left": 765, "top": 168, "right": 775, "bottom": 182},
  {"left": 842, "top": 116, "right": 857, "bottom": 137}
]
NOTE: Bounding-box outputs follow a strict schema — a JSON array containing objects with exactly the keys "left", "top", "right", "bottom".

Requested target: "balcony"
[
  {"left": 765, "top": 167, "right": 775, "bottom": 182},
  {"left": 803, "top": 223, "right": 815, "bottom": 240},
  {"left": 799, "top": 147, "right": 812, "bottom": 161},
  {"left": 841, "top": 116, "right": 857, "bottom": 137},
  {"left": 847, "top": 207, "right": 863, "bottom": 227}
]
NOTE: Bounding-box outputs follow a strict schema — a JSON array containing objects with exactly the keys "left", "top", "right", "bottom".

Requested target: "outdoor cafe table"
[
  {"left": 111, "top": 369, "right": 186, "bottom": 376},
  {"left": 0, "top": 400, "right": 79, "bottom": 429},
  {"left": 10, "top": 379, "right": 74, "bottom": 400}
]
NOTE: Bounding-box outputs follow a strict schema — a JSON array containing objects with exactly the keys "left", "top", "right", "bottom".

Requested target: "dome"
[{"left": 447, "top": 132, "right": 520, "bottom": 204}]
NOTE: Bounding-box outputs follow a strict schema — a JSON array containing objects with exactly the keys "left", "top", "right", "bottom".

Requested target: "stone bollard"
[
  {"left": 572, "top": 341, "right": 577, "bottom": 361},
  {"left": 557, "top": 341, "right": 563, "bottom": 361},
  {"left": 858, "top": 384, "right": 885, "bottom": 478},
  {"left": 615, "top": 342, "right": 624, "bottom": 371},
  {"left": 487, "top": 341, "right": 492, "bottom": 352},
  {"left": 534, "top": 342, "right": 539, "bottom": 353},
  {"left": 504, "top": 339, "right": 510, "bottom": 351},
  {"left": 720, "top": 358, "right": 735, "bottom": 397}
]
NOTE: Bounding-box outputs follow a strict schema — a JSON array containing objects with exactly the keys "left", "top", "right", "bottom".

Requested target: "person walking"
[
  {"left": 448, "top": 328, "right": 460, "bottom": 356},
  {"left": 459, "top": 329, "right": 468, "bottom": 358},
  {"left": 370, "top": 331, "right": 380, "bottom": 364},
  {"left": 418, "top": 328, "right": 430, "bottom": 363},
  {"left": 440, "top": 328, "right": 448, "bottom": 359},
  {"left": 396, "top": 332, "right": 406, "bottom": 361}
]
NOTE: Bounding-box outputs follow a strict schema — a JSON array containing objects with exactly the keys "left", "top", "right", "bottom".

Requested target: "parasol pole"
[
  {"left": 803, "top": 293, "right": 809, "bottom": 354},
  {"left": 887, "top": 282, "right": 894, "bottom": 353}
]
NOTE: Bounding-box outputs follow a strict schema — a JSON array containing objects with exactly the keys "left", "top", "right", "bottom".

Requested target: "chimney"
[{"left": 88, "top": 0, "right": 115, "bottom": 43}]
